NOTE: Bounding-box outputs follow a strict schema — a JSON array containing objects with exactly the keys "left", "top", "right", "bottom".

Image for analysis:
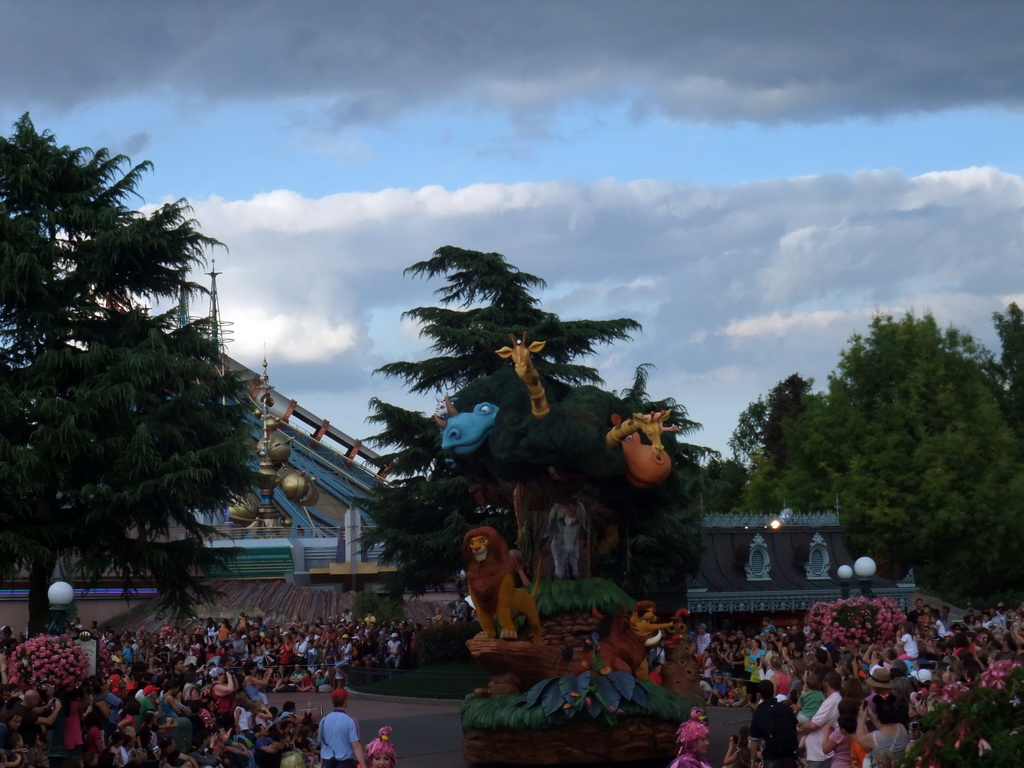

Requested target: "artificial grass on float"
[{"left": 533, "top": 577, "right": 635, "bottom": 617}]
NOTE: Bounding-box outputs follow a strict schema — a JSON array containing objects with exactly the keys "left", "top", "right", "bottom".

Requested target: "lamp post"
[
  {"left": 854, "top": 556, "right": 877, "bottom": 598},
  {"left": 837, "top": 564, "right": 853, "bottom": 599},
  {"left": 46, "top": 579, "right": 76, "bottom": 768},
  {"left": 47, "top": 580, "right": 75, "bottom": 635}
]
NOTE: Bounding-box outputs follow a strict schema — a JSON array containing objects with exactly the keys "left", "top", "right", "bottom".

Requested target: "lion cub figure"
[{"left": 463, "top": 526, "right": 544, "bottom": 643}]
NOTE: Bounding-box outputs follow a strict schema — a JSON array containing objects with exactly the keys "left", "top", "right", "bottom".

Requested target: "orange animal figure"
[
  {"left": 463, "top": 526, "right": 544, "bottom": 643},
  {"left": 607, "top": 411, "right": 681, "bottom": 488},
  {"left": 589, "top": 606, "right": 650, "bottom": 681},
  {"left": 604, "top": 410, "right": 681, "bottom": 457},
  {"left": 630, "top": 600, "right": 677, "bottom": 643},
  {"left": 495, "top": 332, "right": 549, "bottom": 419}
]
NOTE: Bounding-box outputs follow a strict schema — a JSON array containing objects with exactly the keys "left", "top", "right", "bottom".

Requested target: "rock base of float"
[
  {"left": 467, "top": 637, "right": 574, "bottom": 695},
  {"left": 463, "top": 715, "right": 678, "bottom": 765}
]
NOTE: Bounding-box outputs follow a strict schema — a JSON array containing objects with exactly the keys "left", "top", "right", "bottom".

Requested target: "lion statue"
[{"left": 463, "top": 526, "right": 544, "bottom": 643}]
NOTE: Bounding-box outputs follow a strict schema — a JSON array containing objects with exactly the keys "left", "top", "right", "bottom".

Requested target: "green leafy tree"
[
  {"left": 728, "top": 396, "right": 768, "bottom": 468},
  {"left": 730, "top": 374, "right": 812, "bottom": 470},
  {"left": 0, "top": 114, "right": 253, "bottom": 631},
  {"left": 732, "top": 374, "right": 815, "bottom": 512},
  {"left": 989, "top": 302, "right": 1024, "bottom": 441},
  {"left": 782, "top": 313, "right": 1024, "bottom": 597},
  {"left": 697, "top": 455, "right": 749, "bottom": 514},
  {"left": 761, "top": 373, "right": 813, "bottom": 470},
  {"left": 351, "top": 589, "right": 407, "bottom": 624},
  {"left": 362, "top": 247, "right": 704, "bottom": 598}
]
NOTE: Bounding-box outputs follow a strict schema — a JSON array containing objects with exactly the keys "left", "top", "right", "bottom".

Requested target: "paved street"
[{"left": 266, "top": 689, "right": 753, "bottom": 767}]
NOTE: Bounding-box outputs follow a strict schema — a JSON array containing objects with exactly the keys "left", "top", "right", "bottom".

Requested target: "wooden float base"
[{"left": 463, "top": 715, "right": 677, "bottom": 765}]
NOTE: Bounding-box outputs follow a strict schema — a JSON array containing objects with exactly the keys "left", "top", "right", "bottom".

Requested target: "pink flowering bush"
[
  {"left": 9, "top": 634, "right": 91, "bottom": 694},
  {"left": 96, "top": 639, "right": 113, "bottom": 678},
  {"left": 804, "top": 596, "right": 905, "bottom": 647},
  {"left": 906, "top": 659, "right": 1024, "bottom": 767}
]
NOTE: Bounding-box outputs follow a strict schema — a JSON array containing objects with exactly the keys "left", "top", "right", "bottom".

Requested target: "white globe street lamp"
[
  {"left": 47, "top": 579, "right": 75, "bottom": 635},
  {"left": 853, "top": 556, "right": 877, "bottom": 597},
  {"left": 837, "top": 564, "right": 853, "bottom": 598}
]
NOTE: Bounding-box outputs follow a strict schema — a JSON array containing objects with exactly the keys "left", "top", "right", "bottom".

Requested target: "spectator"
[
  {"left": 855, "top": 692, "right": 910, "bottom": 764},
  {"left": 797, "top": 670, "right": 841, "bottom": 768},
  {"left": 722, "top": 726, "right": 751, "bottom": 768},
  {"left": 695, "top": 625, "right": 710, "bottom": 656},
  {"left": 316, "top": 689, "right": 364, "bottom": 768},
  {"left": 384, "top": 634, "right": 402, "bottom": 670},
  {"left": 749, "top": 679, "right": 798, "bottom": 768},
  {"left": 821, "top": 712, "right": 857, "bottom": 768}
]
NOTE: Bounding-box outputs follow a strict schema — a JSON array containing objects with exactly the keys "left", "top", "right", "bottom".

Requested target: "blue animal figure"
[{"left": 433, "top": 396, "right": 500, "bottom": 454}]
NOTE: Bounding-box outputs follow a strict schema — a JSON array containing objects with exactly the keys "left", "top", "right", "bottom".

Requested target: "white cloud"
[
  {"left": 902, "top": 166, "right": 1024, "bottom": 211},
  {"left": 229, "top": 308, "right": 359, "bottom": 364},
  {"left": 173, "top": 167, "right": 1024, "bottom": 452},
  {"left": 723, "top": 310, "right": 867, "bottom": 340}
]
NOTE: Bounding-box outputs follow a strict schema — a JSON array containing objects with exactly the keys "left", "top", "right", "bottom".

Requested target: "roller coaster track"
[{"left": 226, "top": 355, "right": 388, "bottom": 535}]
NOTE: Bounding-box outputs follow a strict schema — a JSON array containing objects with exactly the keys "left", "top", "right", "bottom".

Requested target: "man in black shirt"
[
  {"left": 10, "top": 689, "right": 62, "bottom": 753},
  {"left": 749, "top": 680, "right": 799, "bottom": 768}
]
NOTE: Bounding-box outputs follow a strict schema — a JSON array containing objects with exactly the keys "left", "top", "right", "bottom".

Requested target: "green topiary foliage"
[
  {"left": 351, "top": 589, "right": 407, "bottom": 624},
  {"left": 363, "top": 248, "right": 707, "bottom": 599},
  {"left": 460, "top": 679, "right": 691, "bottom": 732},
  {"left": 519, "top": 669, "right": 648, "bottom": 725},
  {"left": 533, "top": 578, "right": 635, "bottom": 617},
  {"left": 416, "top": 622, "right": 483, "bottom": 666},
  {"left": 449, "top": 372, "right": 640, "bottom": 482}
]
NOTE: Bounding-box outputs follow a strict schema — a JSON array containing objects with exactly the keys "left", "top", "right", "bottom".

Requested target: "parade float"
[{"left": 431, "top": 332, "right": 705, "bottom": 764}]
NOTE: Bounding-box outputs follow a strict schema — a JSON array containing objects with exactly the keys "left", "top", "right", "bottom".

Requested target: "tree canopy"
[
  {"left": 730, "top": 311, "right": 1024, "bottom": 599},
  {"left": 989, "top": 302, "right": 1024, "bottom": 444},
  {"left": 362, "top": 246, "right": 706, "bottom": 600},
  {"left": 0, "top": 114, "right": 254, "bottom": 630}
]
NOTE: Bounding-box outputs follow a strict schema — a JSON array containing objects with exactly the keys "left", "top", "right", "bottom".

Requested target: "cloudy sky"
[{"left": 4, "top": 1, "right": 1024, "bottom": 456}]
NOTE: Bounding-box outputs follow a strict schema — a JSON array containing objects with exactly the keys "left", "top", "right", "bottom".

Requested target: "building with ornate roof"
[{"left": 685, "top": 511, "right": 916, "bottom": 630}]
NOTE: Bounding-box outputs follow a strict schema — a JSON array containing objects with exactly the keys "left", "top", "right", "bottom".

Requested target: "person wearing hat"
[
  {"left": 862, "top": 667, "right": 894, "bottom": 724},
  {"left": 317, "top": 688, "right": 365, "bottom": 768},
  {"left": 210, "top": 666, "right": 237, "bottom": 729},
  {"left": 137, "top": 684, "right": 161, "bottom": 719},
  {"left": 364, "top": 726, "right": 398, "bottom": 768},
  {"left": 339, "top": 634, "right": 354, "bottom": 668},
  {"left": 668, "top": 710, "right": 714, "bottom": 768}
]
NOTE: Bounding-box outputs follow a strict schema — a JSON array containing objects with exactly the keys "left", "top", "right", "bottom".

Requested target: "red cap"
[
  {"left": 330, "top": 688, "right": 348, "bottom": 704},
  {"left": 143, "top": 685, "right": 160, "bottom": 695}
]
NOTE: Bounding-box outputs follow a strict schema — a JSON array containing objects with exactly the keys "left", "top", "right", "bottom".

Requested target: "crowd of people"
[
  {"left": 666, "top": 597, "right": 1024, "bottom": 768},
  {"left": 0, "top": 613, "right": 419, "bottom": 768},
  {"left": 0, "top": 595, "right": 1020, "bottom": 768}
]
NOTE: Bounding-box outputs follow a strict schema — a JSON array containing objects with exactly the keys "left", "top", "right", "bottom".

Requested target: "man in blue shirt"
[{"left": 317, "top": 689, "right": 365, "bottom": 768}]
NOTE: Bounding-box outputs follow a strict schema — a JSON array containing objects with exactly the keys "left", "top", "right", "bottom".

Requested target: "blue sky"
[
  {"left": 31, "top": 98, "right": 1024, "bottom": 200},
  {"left": 4, "top": 1, "right": 1024, "bottom": 463}
]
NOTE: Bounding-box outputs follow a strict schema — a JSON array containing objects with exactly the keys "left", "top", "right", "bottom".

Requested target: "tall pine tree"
[
  {"left": 362, "top": 247, "right": 705, "bottom": 599},
  {"left": 0, "top": 114, "right": 253, "bottom": 631}
]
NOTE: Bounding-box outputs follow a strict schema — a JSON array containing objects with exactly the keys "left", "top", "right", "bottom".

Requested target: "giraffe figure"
[
  {"left": 495, "top": 332, "right": 549, "bottom": 419},
  {"left": 604, "top": 410, "right": 681, "bottom": 458}
]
